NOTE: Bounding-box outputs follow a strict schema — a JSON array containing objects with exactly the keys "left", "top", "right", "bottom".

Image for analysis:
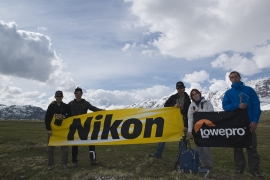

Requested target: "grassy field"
[{"left": 0, "top": 111, "right": 269, "bottom": 180}]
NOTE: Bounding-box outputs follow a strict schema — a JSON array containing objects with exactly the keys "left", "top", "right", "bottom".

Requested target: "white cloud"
[
  {"left": 152, "top": 76, "right": 165, "bottom": 81},
  {"left": 121, "top": 43, "right": 131, "bottom": 51},
  {"left": 211, "top": 53, "right": 261, "bottom": 76},
  {"left": 0, "top": 75, "right": 49, "bottom": 108},
  {"left": 185, "top": 82, "right": 203, "bottom": 94},
  {"left": 141, "top": 50, "right": 155, "bottom": 56},
  {"left": 0, "top": 75, "right": 174, "bottom": 110},
  {"left": 252, "top": 44, "right": 270, "bottom": 68},
  {"left": 121, "top": 42, "right": 137, "bottom": 52},
  {"left": 7, "top": 87, "right": 22, "bottom": 94},
  {"left": 209, "top": 72, "right": 231, "bottom": 91},
  {"left": 0, "top": 20, "right": 54, "bottom": 81},
  {"left": 19, "top": 91, "right": 40, "bottom": 98},
  {"left": 127, "top": 0, "right": 270, "bottom": 60},
  {"left": 0, "top": 20, "right": 75, "bottom": 90},
  {"left": 83, "top": 85, "right": 172, "bottom": 108},
  {"left": 1, "top": 1, "right": 269, "bottom": 111},
  {"left": 37, "top": 26, "right": 48, "bottom": 31},
  {"left": 183, "top": 70, "right": 210, "bottom": 83},
  {"left": 209, "top": 79, "right": 228, "bottom": 91}
]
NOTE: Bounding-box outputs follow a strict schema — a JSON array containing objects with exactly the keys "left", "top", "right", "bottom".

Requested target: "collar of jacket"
[
  {"left": 231, "top": 81, "right": 244, "bottom": 89},
  {"left": 194, "top": 97, "right": 205, "bottom": 103},
  {"left": 74, "top": 99, "right": 86, "bottom": 103},
  {"left": 56, "top": 101, "right": 63, "bottom": 106},
  {"left": 175, "top": 91, "right": 188, "bottom": 96}
]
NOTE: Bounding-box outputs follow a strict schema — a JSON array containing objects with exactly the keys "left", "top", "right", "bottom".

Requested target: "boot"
[{"left": 90, "top": 151, "right": 102, "bottom": 165}]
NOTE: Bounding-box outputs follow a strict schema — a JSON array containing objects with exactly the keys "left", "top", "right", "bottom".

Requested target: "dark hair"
[
  {"left": 74, "top": 87, "right": 83, "bottom": 94},
  {"left": 229, "top": 71, "right": 241, "bottom": 79},
  {"left": 190, "top": 89, "right": 201, "bottom": 102}
]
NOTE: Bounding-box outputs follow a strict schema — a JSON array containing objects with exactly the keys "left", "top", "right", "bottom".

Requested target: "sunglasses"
[
  {"left": 176, "top": 87, "right": 184, "bottom": 89},
  {"left": 75, "top": 92, "right": 82, "bottom": 95},
  {"left": 55, "top": 96, "right": 63, "bottom": 97}
]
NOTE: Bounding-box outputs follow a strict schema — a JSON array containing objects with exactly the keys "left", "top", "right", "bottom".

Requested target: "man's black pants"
[{"left": 72, "top": 145, "right": 96, "bottom": 163}]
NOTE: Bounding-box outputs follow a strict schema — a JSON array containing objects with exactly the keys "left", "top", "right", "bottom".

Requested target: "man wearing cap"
[
  {"left": 69, "top": 87, "right": 104, "bottom": 167},
  {"left": 45, "top": 90, "right": 72, "bottom": 170},
  {"left": 149, "top": 81, "right": 191, "bottom": 158}
]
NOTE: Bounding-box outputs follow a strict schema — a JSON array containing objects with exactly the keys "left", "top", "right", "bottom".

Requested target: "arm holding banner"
[
  {"left": 86, "top": 101, "right": 104, "bottom": 112},
  {"left": 164, "top": 95, "right": 176, "bottom": 107},
  {"left": 164, "top": 93, "right": 188, "bottom": 131}
]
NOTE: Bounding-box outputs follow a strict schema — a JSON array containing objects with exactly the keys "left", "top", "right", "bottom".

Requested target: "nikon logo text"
[
  {"left": 67, "top": 114, "right": 164, "bottom": 141},
  {"left": 200, "top": 128, "right": 246, "bottom": 138}
]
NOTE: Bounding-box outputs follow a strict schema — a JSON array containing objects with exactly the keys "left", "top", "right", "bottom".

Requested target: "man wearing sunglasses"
[
  {"left": 149, "top": 81, "right": 191, "bottom": 158},
  {"left": 45, "top": 90, "right": 72, "bottom": 170},
  {"left": 69, "top": 87, "right": 104, "bottom": 167}
]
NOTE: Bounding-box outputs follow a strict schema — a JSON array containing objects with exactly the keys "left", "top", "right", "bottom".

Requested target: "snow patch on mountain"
[
  {"left": 124, "top": 77, "right": 270, "bottom": 111},
  {"left": 0, "top": 105, "right": 45, "bottom": 119}
]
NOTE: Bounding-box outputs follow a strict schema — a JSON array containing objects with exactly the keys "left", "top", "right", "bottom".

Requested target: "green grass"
[{"left": 0, "top": 111, "right": 269, "bottom": 180}]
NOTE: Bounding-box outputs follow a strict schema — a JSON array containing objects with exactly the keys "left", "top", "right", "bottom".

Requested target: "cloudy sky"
[{"left": 0, "top": 0, "right": 270, "bottom": 110}]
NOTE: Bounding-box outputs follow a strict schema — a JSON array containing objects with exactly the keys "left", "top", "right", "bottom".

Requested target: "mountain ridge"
[
  {"left": 1, "top": 77, "right": 270, "bottom": 119},
  {"left": 124, "top": 77, "right": 270, "bottom": 111}
]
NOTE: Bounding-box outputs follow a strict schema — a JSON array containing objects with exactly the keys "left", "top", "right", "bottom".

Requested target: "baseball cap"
[
  {"left": 55, "top": 90, "right": 63, "bottom": 97},
  {"left": 176, "top": 81, "right": 185, "bottom": 88}
]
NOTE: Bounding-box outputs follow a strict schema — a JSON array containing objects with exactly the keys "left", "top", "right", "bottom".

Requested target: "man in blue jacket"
[{"left": 222, "top": 71, "right": 264, "bottom": 179}]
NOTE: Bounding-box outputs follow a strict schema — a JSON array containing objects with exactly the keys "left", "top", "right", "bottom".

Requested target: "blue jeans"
[
  {"left": 154, "top": 142, "right": 165, "bottom": 158},
  {"left": 154, "top": 141, "right": 186, "bottom": 158}
]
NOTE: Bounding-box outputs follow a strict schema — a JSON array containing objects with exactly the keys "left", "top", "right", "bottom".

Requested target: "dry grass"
[{"left": 0, "top": 111, "right": 269, "bottom": 180}]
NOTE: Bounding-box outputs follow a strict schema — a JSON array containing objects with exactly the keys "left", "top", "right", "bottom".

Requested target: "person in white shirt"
[{"left": 188, "top": 89, "right": 214, "bottom": 169}]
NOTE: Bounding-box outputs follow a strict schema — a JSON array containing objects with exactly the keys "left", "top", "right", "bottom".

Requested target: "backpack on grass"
[{"left": 179, "top": 148, "right": 199, "bottom": 174}]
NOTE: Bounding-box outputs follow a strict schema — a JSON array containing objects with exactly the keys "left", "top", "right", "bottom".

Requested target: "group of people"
[
  {"left": 45, "top": 87, "right": 104, "bottom": 170},
  {"left": 45, "top": 71, "right": 264, "bottom": 179},
  {"left": 149, "top": 71, "right": 264, "bottom": 179}
]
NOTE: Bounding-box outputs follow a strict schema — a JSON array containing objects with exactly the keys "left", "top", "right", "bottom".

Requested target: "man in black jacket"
[
  {"left": 45, "top": 90, "right": 72, "bottom": 170},
  {"left": 149, "top": 81, "right": 191, "bottom": 158},
  {"left": 69, "top": 87, "right": 104, "bottom": 166}
]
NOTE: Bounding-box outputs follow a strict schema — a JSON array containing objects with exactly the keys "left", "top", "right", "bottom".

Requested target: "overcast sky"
[{"left": 0, "top": 0, "right": 270, "bottom": 110}]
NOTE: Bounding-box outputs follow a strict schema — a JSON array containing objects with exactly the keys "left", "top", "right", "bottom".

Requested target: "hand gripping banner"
[
  {"left": 48, "top": 108, "right": 184, "bottom": 146},
  {"left": 192, "top": 109, "right": 252, "bottom": 148}
]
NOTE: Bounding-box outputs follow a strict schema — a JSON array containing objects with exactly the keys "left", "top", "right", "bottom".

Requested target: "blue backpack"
[{"left": 179, "top": 148, "right": 199, "bottom": 174}]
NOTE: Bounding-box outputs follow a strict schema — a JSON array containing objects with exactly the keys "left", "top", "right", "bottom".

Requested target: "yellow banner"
[{"left": 48, "top": 107, "right": 183, "bottom": 146}]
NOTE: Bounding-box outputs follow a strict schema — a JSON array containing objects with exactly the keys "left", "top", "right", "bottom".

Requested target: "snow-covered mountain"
[
  {"left": 0, "top": 77, "right": 269, "bottom": 120},
  {"left": 0, "top": 105, "right": 45, "bottom": 120},
  {"left": 125, "top": 77, "right": 270, "bottom": 111}
]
